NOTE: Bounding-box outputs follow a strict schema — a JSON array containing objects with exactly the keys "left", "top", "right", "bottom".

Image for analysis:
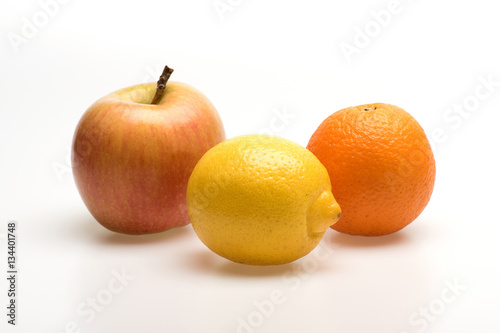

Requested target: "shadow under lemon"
[
  {"left": 178, "top": 218, "right": 433, "bottom": 277},
  {"left": 184, "top": 248, "right": 301, "bottom": 277}
]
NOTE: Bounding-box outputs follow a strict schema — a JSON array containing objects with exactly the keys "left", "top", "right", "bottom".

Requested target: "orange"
[{"left": 307, "top": 103, "right": 436, "bottom": 236}]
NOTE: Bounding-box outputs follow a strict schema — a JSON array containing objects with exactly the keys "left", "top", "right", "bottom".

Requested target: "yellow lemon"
[{"left": 186, "top": 135, "right": 341, "bottom": 265}]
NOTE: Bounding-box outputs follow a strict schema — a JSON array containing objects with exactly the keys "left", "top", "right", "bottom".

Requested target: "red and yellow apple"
[{"left": 71, "top": 67, "right": 225, "bottom": 234}]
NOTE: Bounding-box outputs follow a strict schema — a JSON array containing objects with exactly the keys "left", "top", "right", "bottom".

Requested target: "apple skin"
[{"left": 71, "top": 81, "right": 225, "bottom": 235}]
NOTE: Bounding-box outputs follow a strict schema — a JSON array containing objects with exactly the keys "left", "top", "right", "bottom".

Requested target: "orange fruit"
[{"left": 307, "top": 103, "right": 436, "bottom": 236}]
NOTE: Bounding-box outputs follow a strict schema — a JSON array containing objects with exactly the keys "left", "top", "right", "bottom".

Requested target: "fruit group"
[
  {"left": 186, "top": 135, "right": 341, "bottom": 265},
  {"left": 307, "top": 103, "right": 435, "bottom": 236},
  {"left": 72, "top": 66, "right": 225, "bottom": 235}
]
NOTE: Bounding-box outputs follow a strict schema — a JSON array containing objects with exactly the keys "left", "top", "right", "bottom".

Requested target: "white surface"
[{"left": 1, "top": 0, "right": 500, "bottom": 332}]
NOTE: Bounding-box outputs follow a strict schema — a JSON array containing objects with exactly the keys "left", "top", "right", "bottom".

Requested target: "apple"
[{"left": 71, "top": 66, "right": 225, "bottom": 235}]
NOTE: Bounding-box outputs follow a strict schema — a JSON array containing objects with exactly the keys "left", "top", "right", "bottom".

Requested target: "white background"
[{"left": 1, "top": 0, "right": 500, "bottom": 332}]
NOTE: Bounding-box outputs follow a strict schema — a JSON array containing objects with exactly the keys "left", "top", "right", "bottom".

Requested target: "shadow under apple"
[{"left": 72, "top": 211, "right": 193, "bottom": 246}]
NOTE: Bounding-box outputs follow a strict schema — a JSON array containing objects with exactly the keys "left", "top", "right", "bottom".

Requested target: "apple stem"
[{"left": 150, "top": 65, "right": 174, "bottom": 105}]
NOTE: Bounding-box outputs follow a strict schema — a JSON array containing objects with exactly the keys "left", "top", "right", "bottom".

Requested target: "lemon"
[{"left": 186, "top": 135, "right": 341, "bottom": 265}]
